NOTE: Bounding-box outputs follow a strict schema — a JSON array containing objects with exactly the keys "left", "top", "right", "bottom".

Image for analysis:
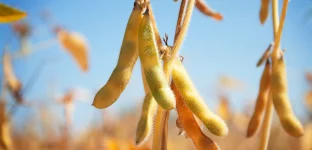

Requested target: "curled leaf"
[
  {"left": 195, "top": 0, "right": 223, "bottom": 21},
  {"left": 0, "top": 3, "right": 27, "bottom": 23},
  {"left": 57, "top": 29, "right": 89, "bottom": 72}
]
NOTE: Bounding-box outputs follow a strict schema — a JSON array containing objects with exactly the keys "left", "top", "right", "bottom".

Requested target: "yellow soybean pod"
[
  {"left": 172, "top": 58, "right": 228, "bottom": 137},
  {"left": 92, "top": 3, "right": 143, "bottom": 109},
  {"left": 271, "top": 56, "right": 304, "bottom": 137},
  {"left": 138, "top": 9, "right": 176, "bottom": 110},
  {"left": 135, "top": 93, "right": 158, "bottom": 145},
  {"left": 247, "top": 60, "right": 271, "bottom": 137}
]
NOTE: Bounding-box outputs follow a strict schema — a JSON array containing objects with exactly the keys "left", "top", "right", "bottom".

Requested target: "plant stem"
[
  {"left": 164, "top": 0, "right": 195, "bottom": 80},
  {"left": 258, "top": 0, "right": 280, "bottom": 149},
  {"left": 152, "top": 0, "right": 195, "bottom": 149},
  {"left": 259, "top": 92, "right": 273, "bottom": 150},
  {"left": 148, "top": 3, "right": 163, "bottom": 50},
  {"left": 174, "top": 0, "right": 187, "bottom": 43},
  {"left": 271, "top": 0, "right": 289, "bottom": 62}
]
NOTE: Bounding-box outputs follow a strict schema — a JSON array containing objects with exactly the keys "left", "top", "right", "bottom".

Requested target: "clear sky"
[{"left": 0, "top": 0, "right": 312, "bottom": 134}]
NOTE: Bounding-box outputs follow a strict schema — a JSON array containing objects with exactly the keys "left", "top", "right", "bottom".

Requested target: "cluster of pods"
[
  {"left": 92, "top": 0, "right": 227, "bottom": 148},
  {"left": 247, "top": 46, "right": 304, "bottom": 138},
  {"left": 246, "top": 0, "right": 304, "bottom": 139}
]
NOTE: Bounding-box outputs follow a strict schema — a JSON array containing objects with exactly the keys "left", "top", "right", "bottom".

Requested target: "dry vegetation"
[{"left": 0, "top": 0, "right": 312, "bottom": 150}]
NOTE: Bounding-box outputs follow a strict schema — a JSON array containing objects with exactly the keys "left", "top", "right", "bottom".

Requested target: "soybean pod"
[
  {"left": 135, "top": 93, "right": 158, "bottom": 146},
  {"left": 138, "top": 9, "right": 176, "bottom": 110},
  {"left": 172, "top": 58, "right": 228, "bottom": 137},
  {"left": 171, "top": 81, "right": 219, "bottom": 150},
  {"left": 135, "top": 64, "right": 158, "bottom": 146},
  {"left": 92, "top": 2, "right": 143, "bottom": 109},
  {"left": 247, "top": 60, "right": 271, "bottom": 137},
  {"left": 271, "top": 55, "right": 304, "bottom": 137}
]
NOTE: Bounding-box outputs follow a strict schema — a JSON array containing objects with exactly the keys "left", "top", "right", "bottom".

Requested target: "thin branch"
[
  {"left": 271, "top": 0, "right": 289, "bottom": 62},
  {"left": 258, "top": 0, "right": 280, "bottom": 149},
  {"left": 174, "top": 0, "right": 187, "bottom": 42},
  {"left": 259, "top": 92, "right": 274, "bottom": 150},
  {"left": 152, "top": 0, "right": 195, "bottom": 149},
  {"left": 148, "top": 3, "right": 163, "bottom": 50},
  {"left": 164, "top": 0, "right": 195, "bottom": 80},
  {"left": 12, "top": 38, "right": 57, "bottom": 59},
  {"left": 21, "top": 59, "right": 48, "bottom": 95}
]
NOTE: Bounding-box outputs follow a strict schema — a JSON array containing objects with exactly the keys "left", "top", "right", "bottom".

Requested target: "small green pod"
[
  {"left": 135, "top": 93, "right": 158, "bottom": 146},
  {"left": 138, "top": 10, "right": 176, "bottom": 110},
  {"left": 172, "top": 58, "right": 228, "bottom": 137},
  {"left": 271, "top": 56, "right": 304, "bottom": 137},
  {"left": 92, "top": 3, "right": 143, "bottom": 109}
]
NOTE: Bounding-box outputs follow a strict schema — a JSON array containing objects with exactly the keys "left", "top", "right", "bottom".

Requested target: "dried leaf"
[
  {"left": 0, "top": 3, "right": 26, "bottom": 23},
  {"left": 195, "top": 0, "right": 223, "bottom": 21},
  {"left": 171, "top": 81, "right": 219, "bottom": 150},
  {"left": 57, "top": 29, "right": 89, "bottom": 72},
  {"left": 3, "top": 51, "right": 21, "bottom": 92},
  {"left": 256, "top": 44, "right": 272, "bottom": 67}
]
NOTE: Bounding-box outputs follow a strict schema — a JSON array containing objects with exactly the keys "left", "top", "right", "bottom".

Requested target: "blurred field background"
[{"left": 0, "top": 0, "right": 312, "bottom": 149}]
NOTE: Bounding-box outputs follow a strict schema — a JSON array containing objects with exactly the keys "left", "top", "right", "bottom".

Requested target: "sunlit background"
[{"left": 0, "top": 0, "right": 312, "bottom": 149}]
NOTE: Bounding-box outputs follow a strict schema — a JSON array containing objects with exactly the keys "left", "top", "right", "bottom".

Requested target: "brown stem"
[
  {"left": 164, "top": 0, "right": 195, "bottom": 81},
  {"left": 259, "top": 92, "right": 273, "bottom": 150},
  {"left": 152, "top": 0, "right": 195, "bottom": 149},
  {"left": 174, "top": 0, "right": 187, "bottom": 43},
  {"left": 258, "top": 0, "right": 280, "bottom": 149},
  {"left": 271, "top": 0, "right": 289, "bottom": 62},
  {"left": 148, "top": 3, "right": 163, "bottom": 50}
]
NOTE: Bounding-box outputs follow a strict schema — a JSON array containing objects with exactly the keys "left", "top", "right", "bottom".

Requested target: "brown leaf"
[
  {"left": 57, "top": 29, "right": 89, "bottom": 72},
  {"left": 195, "top": 0, "right": 223, "bottom": 21}
]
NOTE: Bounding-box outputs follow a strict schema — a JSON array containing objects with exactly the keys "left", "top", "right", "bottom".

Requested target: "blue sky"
[{"left": 0, "top": 0, "right": 312, "bottom": 134}]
